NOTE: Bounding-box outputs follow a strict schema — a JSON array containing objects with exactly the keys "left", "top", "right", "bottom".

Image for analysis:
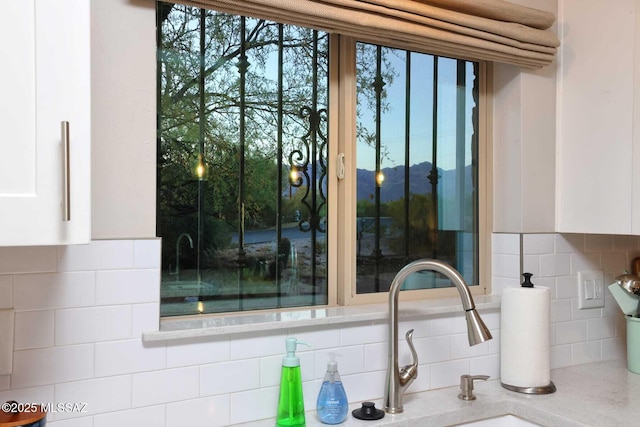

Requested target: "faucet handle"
[
  {"left": 399, "top": 329, "right": 418, "bottom": 385},
  {"left": 458, "top": 374, "right": 490, "bottom": 401}
]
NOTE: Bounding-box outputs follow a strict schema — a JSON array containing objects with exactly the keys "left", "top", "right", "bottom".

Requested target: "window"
[
  {"left": 157, "top": 3, "right": 486, "bottom": 317},
  {"left": 354, "top": 44, "right": 481, "bottom": 296}
]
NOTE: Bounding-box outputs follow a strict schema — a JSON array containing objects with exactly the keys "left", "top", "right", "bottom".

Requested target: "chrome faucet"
[
  {"left": 384, "top": 259, "right": 493, "bottom": 414},
  {"left": 172, "top": 233, "right": 193, "bottom": 279}
]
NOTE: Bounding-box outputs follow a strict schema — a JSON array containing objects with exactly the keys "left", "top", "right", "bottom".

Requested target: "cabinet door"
[
  {"left": 556, "top": 0, "right": 636, "bottom": 234},
  {"left": 0, "top": 0, "right": 90, "bottom": 246}
]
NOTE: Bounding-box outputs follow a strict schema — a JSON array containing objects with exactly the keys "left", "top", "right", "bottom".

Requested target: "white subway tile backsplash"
[
  {"left": 569, "top": 252, "right": 601, "bottom": 275},
  {"left": 299, "top": 351, "right": 315, "bottom": 381},
  {"left": 11, "top": 345, "right": 94, "bottom": 388},
  {"left": 229, "top": 331, "right": 287, "bottom": 360},
  {"left": 492, "top": 253, "right": 520, "bottom": 278},
  {"left": 523, "top": 234, "right": 554, "bottom": 255},
  {"left": 13, "top": 272, "right": 95, "bottom": 311},
  {"left": 490, "top": 276, "right": 519, "bottom": 295},
  {"left": 414, "top": 336, "right": 451, "bottom": 364},
  {"left": 14, "top": 310, "right": 54, "bottom": 349},
  {"left": 134, "top": 239, "right": 162, "bottom": 269},
  {"left": 480, "top": 310, "right": 500, "bottom": 330},
  {"left": 131, "top": 302, "right": 160, "bottom": 336},
  {"left": 556, "top": 320, "right": 587, "bottom": 345},
  {"left": 58, "top": 240, "right": 134, "bottom": 272},
  {"left": 259, "top": 355, "right": 282, "bottom": 388},
  {"left": 340, "top": 370, "right": 385, "bottom": 402},
  {"left": 0, "top": 246, "right": 57, "bottom": 274},
  {"left": 56, "top": 305, "right": 132, "bottom": 345},
  {"left": 363, "top": 342, "right": 387, "bottom": 371},
  {"left": 613, "top": 235, "right": 639, "bottom": 251},
  {"left": 550, "top": 299, "right": 572, "bottom": 323},
  {"left": 167, "top": 395, "right": 229, "bottom": 427},
  {"left": 522, "top": 255, "right": 540, "bottom": 277},
  {"left": 201, "top": 359, "right": 260, "bottom": 396},
  {"left": 603, "top": 295, "right": 621, "bottom": 317},
  {"left": 47, "top": 416, "right": 94, "bottom": 427},
  {"left": 0, "top": 276, "right": 12, "bottom": 309},
  {"left": 132, "top": 366, "right": 199, "bottom": 407},
  {"left": 431, "top": 313, "right": 467, "bottom": 336},
  {"left": 487, "top": 329, "right": 500, "bottom": 355},
  {"left": 295, "top": 325, "right": 341, "bottom": 350},
  {"left": 166, "top": 336, "right": 229, "bottom": 368},
  {"left": 602, "top": 337, "right": 626, "bottom": 361},
  {"left": 585, "top": 234, "right": 614, "bottom": 253},
  {"left": 229, "top": 386, "right": 278, "bottom": 425},
  {"left": 95, "top": 339, "right": 166, "bottom": 377},
  {"left": 587, "top": 317, "right": 616, "bottom": 340},
  {"left": 95, "top": 269, "right": 160, "bottom": 305},
  {"left": 95, "top": 405, "right": 166, "bottom": 427},
  {"left": 492, "top": 233, "right": 520, "bottom": 255},
  {"left": 601, "top": 252, "right": 628, "bottom": 274},
  {"left": 555, "top": 234, "right": 584, "bottom": 253},
  {"left": 571, "top": 341, "right": 601, "bottom": 365},
  {"left": 469, "top": 354, "right": 500, "bottom": 379},
  {"left": 0, "top": 375, "right": 9, "bottom": 391},
  {"left": 550, "top": 344, "right": 572, "bottom": 369},
  {"left": 556, "top": 275, "right": 578, "bottom": 299},
  {"left": 540, "top": 253, "right": 571, "bottom": 277},
  {"left": 430, "top": 359, "right": 469, "bottom": 389},
  {"left": 340, "top": 321, "right": 386, "bottom": 346},
  {"left": 54, "top": 375, "right": 132, "bottom": 420}
]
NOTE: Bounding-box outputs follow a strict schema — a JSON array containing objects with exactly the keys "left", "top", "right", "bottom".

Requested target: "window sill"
[{"left": 142, "top": 295, "right": 500, "bottom": 342}]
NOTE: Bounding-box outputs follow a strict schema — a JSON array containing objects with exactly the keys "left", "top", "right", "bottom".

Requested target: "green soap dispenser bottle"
[{"left": 276, "top": 337, "right": 310, "bottom": 427}]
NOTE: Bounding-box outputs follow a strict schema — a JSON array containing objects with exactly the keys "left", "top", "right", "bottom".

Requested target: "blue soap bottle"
[{"left": 316, "top": 354, "right": 348, "bottom": 424}]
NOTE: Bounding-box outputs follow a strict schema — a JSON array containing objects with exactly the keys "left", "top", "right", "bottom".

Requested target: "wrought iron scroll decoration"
[{"left": 288, "top": 105, "right": 328, "bottom": 233}]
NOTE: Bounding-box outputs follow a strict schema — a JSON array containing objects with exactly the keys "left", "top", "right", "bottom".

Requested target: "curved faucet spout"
[{"left": 384, "top": 259, "right": 492, "bottom": 414}]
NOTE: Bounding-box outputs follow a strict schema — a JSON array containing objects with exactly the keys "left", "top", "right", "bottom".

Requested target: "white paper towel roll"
[{"left": 500, "top": 286, "right": 551, "bottom": 388}]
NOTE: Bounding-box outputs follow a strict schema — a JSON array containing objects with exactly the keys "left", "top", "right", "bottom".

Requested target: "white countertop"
[{"left": 238, "top": 360, "right": 640, "bottom": 426}]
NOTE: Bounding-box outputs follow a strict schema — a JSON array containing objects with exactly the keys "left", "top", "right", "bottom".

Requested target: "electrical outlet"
[{"left": 577, "top": 271, "right": 605, "bottom": 309}]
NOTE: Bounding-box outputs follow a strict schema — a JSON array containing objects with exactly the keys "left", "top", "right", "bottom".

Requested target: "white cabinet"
[
  {"left": 556, "top": 0, "right": 640, "bottom": 234},
  {"left": 0, "top": 0, "right": 90, "bottom": 245}
]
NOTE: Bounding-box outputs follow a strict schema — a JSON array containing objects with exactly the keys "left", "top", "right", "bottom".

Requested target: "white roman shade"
[{"left": 176, "top": 0, "right": 559, "bottom": 68}]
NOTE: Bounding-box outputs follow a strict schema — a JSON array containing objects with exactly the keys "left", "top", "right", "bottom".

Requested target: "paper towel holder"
[
  {"left": 501, "top": 272, "right": 556, "bottom": 395},
  {"left": 501, "top": 381, "right": 556, "bottom": 394}
]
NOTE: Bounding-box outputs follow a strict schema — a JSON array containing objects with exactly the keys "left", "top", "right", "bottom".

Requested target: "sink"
[{"left": 455, "top": 414, "right": 542, "bottom": 426}]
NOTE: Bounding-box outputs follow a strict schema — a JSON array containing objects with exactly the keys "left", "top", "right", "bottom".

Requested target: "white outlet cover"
[{"left": 577, "top": 271, "right": 605, "bottom": 309}]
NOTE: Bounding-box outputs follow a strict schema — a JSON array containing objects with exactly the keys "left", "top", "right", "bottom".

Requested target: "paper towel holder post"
[{"left": 384, "top": 259, "right": 493, "bottom": 414}]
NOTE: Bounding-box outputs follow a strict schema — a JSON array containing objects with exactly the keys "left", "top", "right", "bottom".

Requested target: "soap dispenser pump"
[
  {"left": 316, "top": 353, "right": 348, "bottom": 424},
  {"left": 276, "top": 337, "right": 310, "bottom": 427}
]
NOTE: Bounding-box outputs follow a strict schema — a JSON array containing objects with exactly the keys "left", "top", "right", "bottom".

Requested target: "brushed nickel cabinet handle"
[{"left": 61, "top": 121, "right": 70, "bottom": 221}]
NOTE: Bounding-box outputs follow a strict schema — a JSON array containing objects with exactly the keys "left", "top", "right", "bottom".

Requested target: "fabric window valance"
[{"left": 176, "top": 0, "right": 559, "bottom": 68}]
